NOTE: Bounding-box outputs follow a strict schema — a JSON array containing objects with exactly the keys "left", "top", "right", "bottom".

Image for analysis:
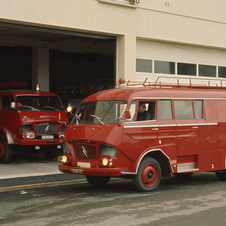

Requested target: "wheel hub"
[
  {"left": 147, "top": 170, "right": 155, "bottom": 181},
  {"left": 142, "top": 164, "right": 158, "bottom": 187}
]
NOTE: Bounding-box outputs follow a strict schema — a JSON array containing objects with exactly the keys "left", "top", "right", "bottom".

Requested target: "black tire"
[
  {"left": 44, "top": 146, "right": 57, "bottom": 160},
  {"left": 215, "top": 171, "right": 226, "bottom": 181},
  {"left": 0, "top": 135, "right": 12, "bottom": 163},
  {"left": 85, "top": 175, "right": 111, "bottom": 187},
  {"left": 173, "top": 173, "right": 193, "bottom": 178},
  {"left": 133, "top": 157, "right": 161, "bottom": 192}
]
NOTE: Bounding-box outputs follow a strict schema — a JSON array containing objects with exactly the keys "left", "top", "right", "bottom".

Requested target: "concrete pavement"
[
  {"left": 0, "top": 153, "right": 84, "bottom": 188},
  {"left": 0, "top": 159, "right": 61, "bottom": 179}
]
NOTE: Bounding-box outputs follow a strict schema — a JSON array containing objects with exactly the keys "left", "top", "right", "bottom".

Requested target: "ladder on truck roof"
[
  {"left": 0, "top": 81, "right": 26, "bottom": 90},
  {"left": 115, "top": 76, "right": 226, "bottom": 90}
]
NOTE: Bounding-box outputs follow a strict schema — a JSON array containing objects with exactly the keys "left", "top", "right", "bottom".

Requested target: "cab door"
[
  {"left": 122, "top": 100, "right": 159, "bottom": 162},
  {"left": 0, "top": 95, "right": 19, "bottom": 138},
  {"left": 198, "top": 100, "right": 222, "bottom": 172},
  {"left": 157, "top": 100, "right": 177, "bottom": 160},
  {"left": 174, "top": 100, "right": 199, "bottom": 157}
]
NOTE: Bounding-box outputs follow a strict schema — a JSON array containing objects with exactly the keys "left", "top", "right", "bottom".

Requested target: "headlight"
[
  {"left": 61, "top": 155, "right": 68, "bottom": 163},
  {"left": 102, "top": 158, "right": 108, "bottom": 166},
  {"left": 63, "top": 142, "right": 70, "bottom": 154},
  {"left": 61, "top": 155, "right": 72, "bottom": 164},
  {"left": 99, "top": 144, "right": 117, "bottom": 157},
  {"left": 25, "top": 132, "right": 35, "bottom": 139}
]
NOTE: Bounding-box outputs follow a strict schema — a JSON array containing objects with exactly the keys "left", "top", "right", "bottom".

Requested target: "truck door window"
[
  {"left": 158, "top": 100, "right": 173, "bottom": 120},
  {"left": 174, "top": 100, "right": 194, "bottom": 119},
  {"left": 1, "top": 96, "right": 11, "bottom": 110},
  {"left": 194, "top": 100, "right": 203, "bottom": 119},
  {"left": 137, "top": 101, "right": 156, "bottom": 121}
]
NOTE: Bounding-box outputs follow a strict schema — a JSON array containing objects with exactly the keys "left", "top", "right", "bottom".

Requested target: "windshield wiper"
[
  {"left": 114, "top": 116, "right": 122, "bottom": 122},
  {"left": 21, "top": 105, "right": 40, "bottom": 111},
  {"left": 90, "top": 114, "right": 104, "bottom": 125},
  {"left": 75, "top": 114, "right": 80, "bottom": 125},
  {"left": 44, "top": 106, "right": 60, "bottom": 111}
]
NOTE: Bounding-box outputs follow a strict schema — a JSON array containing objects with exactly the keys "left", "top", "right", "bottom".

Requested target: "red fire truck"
[
  {"left": 0, "top": 84, "right": 68, "bottom": 163},
  {"left": 59, "top": 77, "right": 226, "bottom": 192}
]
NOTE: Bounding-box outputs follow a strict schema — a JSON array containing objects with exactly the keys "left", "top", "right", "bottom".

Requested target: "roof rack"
[
  {"left": 0, "top": 81, "right": 26, "bottom": 90},
  {"left": 115, "top": 76, "right": 226, "bottom": 90}
]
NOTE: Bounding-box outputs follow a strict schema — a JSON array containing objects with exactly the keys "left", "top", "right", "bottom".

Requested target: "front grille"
[
  {"left": 36, "top": 123, "right": 58, "bottom": 135},
  {"left": 74, "top": 143, "right": 96, "bottom": 159}
]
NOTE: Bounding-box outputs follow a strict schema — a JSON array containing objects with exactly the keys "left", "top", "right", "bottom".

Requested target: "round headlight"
[
  {"left": 26, "top": 133, "right": 35, "bottom": 139},
  {"left": 61, "top": 155, "right": 67, "bottom": 163},
  {"left": 102, "top": 158, "right": 108, "bottom": 166}
]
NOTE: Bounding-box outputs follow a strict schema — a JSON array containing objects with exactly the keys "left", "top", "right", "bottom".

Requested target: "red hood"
[{"left": 63, "top": 123, "right": 123, "bottom": 149}]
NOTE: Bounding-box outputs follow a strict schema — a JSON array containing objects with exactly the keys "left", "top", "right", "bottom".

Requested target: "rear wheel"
[
  {"left": 0, "top": 135, "right": 12, "bottom": 163},
  {"left": 215, "top": 170, "right": 226, "bottom": 181},
  {"left": 133, "top": 157, "right": 161, "bottom": 192},
  {"left": 85, "top": 176, "right": 111, "bottom": 187}
]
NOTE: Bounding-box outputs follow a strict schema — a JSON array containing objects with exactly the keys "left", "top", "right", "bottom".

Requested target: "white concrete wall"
[
  {"left": 136, "top": 39, "right": 226, "bottom": 85},
  {"left": 32, "top": 48, "right": 49, "bottom": 91},
  {"left": 1, "top": 0, "right": 226, "bottom": 82}
]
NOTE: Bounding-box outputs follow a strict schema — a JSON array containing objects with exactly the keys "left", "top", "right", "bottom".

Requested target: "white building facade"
[{"left": 1, "top": 0, "right": 226, "bottom": 90}]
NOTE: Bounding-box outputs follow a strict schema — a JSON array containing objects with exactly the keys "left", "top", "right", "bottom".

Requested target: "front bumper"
[
  {"left": 18, "top": 139, "right": 60, "bottom": 146},
  {"left": 58, "top": 164, "right": 121, "bottom": 177}
]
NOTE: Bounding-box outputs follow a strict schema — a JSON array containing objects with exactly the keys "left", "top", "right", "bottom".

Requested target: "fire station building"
[{"left": 1, "top": 0, "right": 226, "bottom": 103}]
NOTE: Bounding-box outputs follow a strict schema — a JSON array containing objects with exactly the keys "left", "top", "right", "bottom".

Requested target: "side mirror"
[
  {"left": 10, "top": 102, "right": 16, "bottom": 110},
  {"left": 16, "top": 102, "right": 22, "bottom": 109},
  {"left": 125, "top": 110, "right": 131, "bottom": 119}
]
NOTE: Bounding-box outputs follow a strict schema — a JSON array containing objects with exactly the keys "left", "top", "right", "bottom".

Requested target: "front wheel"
[
  {"left": 0, "top": 135, "right": 12, "bottom": 163},
  {"left": 85, "top": 176, "right": 111, "bottom": 187},
  {"left": 133, "top": 157, "right": 161, "bottom": 192},
  {"left": 215, "top": 170, "right": 226, "bottom": 181}
]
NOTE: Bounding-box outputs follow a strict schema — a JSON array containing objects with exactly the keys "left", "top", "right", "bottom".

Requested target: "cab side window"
[
  {"left": 158, "top": 100, "right": 173, "bottom": 120},
  {"left": 137, "top": 101, "right": 156, "bottom": 121},
  {"left": 1, "top": 96, "right": 12, "bottom": 110},
  {"left": 194, "top": 100, "right": 203, "bottom": 119},
  {"left": 174, "top": 100, "right": 193, "bottom": 119}
]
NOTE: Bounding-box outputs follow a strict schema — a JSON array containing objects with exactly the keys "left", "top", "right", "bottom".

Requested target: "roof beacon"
[{"left": 36, "top": 84, "right": 40, "bottom": 91}]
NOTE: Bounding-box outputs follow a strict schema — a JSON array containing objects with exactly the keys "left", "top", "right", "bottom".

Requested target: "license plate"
[
  {"left": 42, "top": 135, "right": 54, "bottom": 139},
  {"left": 77, "top": 162, "right": 91, "bottom": 168}
]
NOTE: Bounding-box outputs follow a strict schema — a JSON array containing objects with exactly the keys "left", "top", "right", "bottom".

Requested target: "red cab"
[{"left": 0, "top": 86, "right": 68, "bottom": 162}]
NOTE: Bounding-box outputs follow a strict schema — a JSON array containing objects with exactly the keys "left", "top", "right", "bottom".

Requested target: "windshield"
[
  {"left": 71, "top": 100, "right": 128, "bottom": 125},
  {"left": 15, "top": 95, "right": 64, "bottom": 112}
]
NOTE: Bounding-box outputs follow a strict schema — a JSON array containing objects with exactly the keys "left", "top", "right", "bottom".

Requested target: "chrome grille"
[
  {"left": 36, "top": 123, "right": 58, "bottom": 135},
  {"left": 74, "top": 143, "right": 96, "bottom": 159}
]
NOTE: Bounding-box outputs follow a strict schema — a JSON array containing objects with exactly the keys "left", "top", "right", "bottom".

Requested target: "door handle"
[
  {"left": 152, "top": 128, "right": 159, "bottom": 131},
  {"left": 192, "top": 126, "right": 198, "bottom": 129}
]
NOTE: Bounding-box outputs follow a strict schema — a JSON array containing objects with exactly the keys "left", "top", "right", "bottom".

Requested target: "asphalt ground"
[{"left": 0, "top": 153, "right": 84, "bottom": 189}]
